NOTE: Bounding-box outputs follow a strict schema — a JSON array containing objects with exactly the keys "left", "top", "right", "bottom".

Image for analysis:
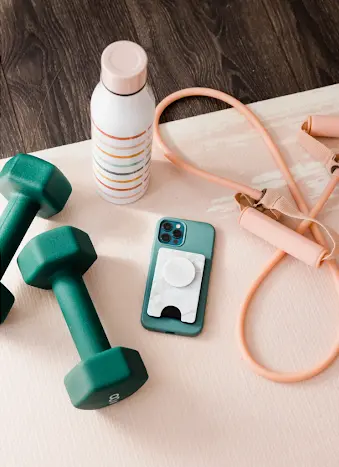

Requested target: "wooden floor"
[{"left": 1, "top": 0, "right": 338, "bottom": 159}]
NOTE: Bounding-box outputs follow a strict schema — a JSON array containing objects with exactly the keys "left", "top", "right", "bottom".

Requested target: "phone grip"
[
  {"left": 239, "top": 207, "right": 327, "bottom": 268},
  {"left": 305, "top": 115, "right": 339, "bottom": 138}
]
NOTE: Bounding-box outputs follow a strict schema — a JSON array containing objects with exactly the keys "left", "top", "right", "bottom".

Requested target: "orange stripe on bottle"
[
  {"left": 95, "top": 175, "right": 144, "bottom": 192},
  {"left": 93, "top": 133, "right": 148, "bottom": 150},
  {"left": 92, "top": 119, "right": 146, "bottom": 140},
  {"left": 96, "top": 144, "right": 145, "bottom": 159}
]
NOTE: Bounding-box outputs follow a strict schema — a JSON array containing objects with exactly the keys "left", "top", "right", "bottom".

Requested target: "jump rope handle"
[
  {"left": 238, "top": 115, "right": 339, "bottom": 267},
  {"left": 303, "top": 115, "right": 339, "bottom": 138},
  {"left": 298, "top": 115, "right": 339, "bottom": 175}
]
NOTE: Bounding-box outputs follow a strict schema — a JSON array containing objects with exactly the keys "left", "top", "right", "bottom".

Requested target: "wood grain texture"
[
  {"left": 0, "top": 65, "right": 24, "bottom": 158},
  {"left": 1, "top": 86, "right": 338, "bottom": 467},
  {"left": 262, "top": 0, "right": 339, "bottom": 90},
  {"left": 0, "top": 0, "right": 339, "bottom": 158}
]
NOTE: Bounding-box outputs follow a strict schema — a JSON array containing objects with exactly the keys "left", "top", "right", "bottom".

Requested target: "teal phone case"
[{"left": 141, "top": 217, "right": 215, "bottom": 336}]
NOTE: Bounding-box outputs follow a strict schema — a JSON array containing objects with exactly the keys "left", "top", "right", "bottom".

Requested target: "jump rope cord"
[{"left": 154, "top": 87, "right": 339, "bottom": 383}]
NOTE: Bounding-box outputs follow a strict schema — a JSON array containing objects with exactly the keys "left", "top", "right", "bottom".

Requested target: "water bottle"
[{"left": 91, "top": 41, "right": 155, "bottom": 204}]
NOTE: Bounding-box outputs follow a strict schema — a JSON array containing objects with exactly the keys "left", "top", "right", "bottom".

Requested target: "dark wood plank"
[
  {"left": 0, "top": 0, "right": 139, "bottom": 155},
  {"left": 1, "top": 0, "right": 338, "bottom": 159},
  {"left": 0, "top": 65, "right": 25, "bottom": 158},
  {"left": 261, "top": 0, "right": 339, "bottom": 90},
  {"left": 126, "top": 0, "right": 302, "bottom": 122},
  {"left": 0, "top": 0, "right": 135, "bottom": 154}
]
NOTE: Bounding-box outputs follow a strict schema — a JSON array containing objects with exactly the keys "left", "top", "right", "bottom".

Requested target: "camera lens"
[
  {"left": 163, "top": 222, "right": 172, "bottom": 232},
  {"left": 161, "top": 233, "right": 171, "bottom": 243},
  {"left": 172, "top": 229, "right": 182, "bottom": 239}
]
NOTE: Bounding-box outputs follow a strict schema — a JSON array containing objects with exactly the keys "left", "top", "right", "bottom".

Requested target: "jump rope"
[{"left": 154, "top": 88, "right": 339, "bottom": 383}]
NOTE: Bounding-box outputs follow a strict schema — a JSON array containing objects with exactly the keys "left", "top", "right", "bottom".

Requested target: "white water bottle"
[{"left": 91, "top": 41, "right": 155, "bottom": 204}]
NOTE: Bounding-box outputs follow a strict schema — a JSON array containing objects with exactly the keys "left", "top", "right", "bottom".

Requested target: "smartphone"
[{"left": 141, "top": 217, "right": 215, "bottom": 336}]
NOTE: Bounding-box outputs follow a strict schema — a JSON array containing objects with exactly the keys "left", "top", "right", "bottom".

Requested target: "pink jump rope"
[{"left": 154, "top": 88, "right": 339, "bottom": 383}]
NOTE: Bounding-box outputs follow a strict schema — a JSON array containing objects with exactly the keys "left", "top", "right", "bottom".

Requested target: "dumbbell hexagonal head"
[
  {"left": 17, "top": 227, "right": 97, "bottom": 290},
  {"left": 65, "top": 347, "right": 148, "bottom": 410},
  {"left": 0, "top": 153, "right": 72, "bottom": 219}
]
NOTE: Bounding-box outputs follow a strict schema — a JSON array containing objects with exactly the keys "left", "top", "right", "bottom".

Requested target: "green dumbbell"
[
  {"left": 17, "top": 226, "right": 148, "bottom": 410},
  {"left": 0, "top": 153, "right": 72, "bottom": 322}
]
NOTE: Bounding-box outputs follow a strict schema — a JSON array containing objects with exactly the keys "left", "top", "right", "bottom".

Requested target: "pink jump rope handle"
[
  {"left": 239, "top": 207, "right": 327, "bottom": 268},
  {"left": 239, "top": 115, "right": 339, "bottom": 267},
  {"left": 305, "top": 115, "right": 339, "bottom": 137},
  {"left": 298, "top": 115, "right": 339, "bottom": 175}
]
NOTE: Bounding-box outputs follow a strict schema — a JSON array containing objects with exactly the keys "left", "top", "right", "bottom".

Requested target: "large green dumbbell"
[
  {"left": 17, "top": 226, "right": 148, "bottom": 410},
  {"left": 0, "top": 153, "right": 72, "bottom": 322}
]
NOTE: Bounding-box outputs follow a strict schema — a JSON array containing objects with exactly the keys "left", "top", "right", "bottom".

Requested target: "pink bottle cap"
[{"left": 101, "top": 41, "right": 148, "bottom": 95}]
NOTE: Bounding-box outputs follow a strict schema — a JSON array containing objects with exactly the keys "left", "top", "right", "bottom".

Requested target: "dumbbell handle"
[
  {"left": 52, "top": 273, "right": 111, "bottom": 360},
  {"left": 0, "top": 195, "right": 39, "bottom": 279}
]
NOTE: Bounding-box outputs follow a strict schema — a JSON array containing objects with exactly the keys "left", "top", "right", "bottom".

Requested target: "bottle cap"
[{"left": 101, "top": 41, "right": 148, "bottom": 95}]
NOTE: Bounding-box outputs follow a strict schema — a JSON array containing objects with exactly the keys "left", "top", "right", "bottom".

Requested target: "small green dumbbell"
[
  {"left": 0, "top": 153, "right": 72, "bottom": 322},
  {"left": 17, "top": 226, "right": 148, "bottom": 410}
]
